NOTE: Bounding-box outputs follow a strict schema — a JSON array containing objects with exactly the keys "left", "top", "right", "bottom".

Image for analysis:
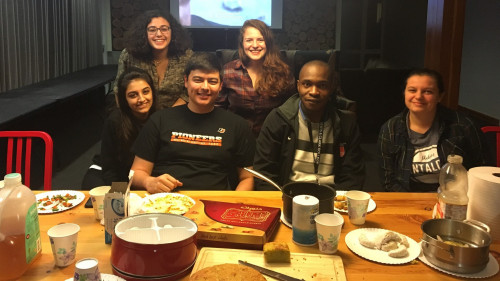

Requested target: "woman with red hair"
[{"left": 216, "top": 19, "right": 294, "bottom": 136}]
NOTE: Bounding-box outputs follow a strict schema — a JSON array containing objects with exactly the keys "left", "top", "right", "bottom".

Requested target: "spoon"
[{"left": 243, "top": 167, "right": 282, "bottom": 192}]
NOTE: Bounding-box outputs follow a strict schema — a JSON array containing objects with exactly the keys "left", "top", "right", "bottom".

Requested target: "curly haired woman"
[
  {"left": 114, "top": 10, "right": 193, "bottom": 109},
  {"left": 216, "top": 19, "right": 295, "bottom": 136}
]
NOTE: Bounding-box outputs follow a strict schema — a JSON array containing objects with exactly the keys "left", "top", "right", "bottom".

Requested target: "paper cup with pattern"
[
  {"left": 346, "top": 190, "right": 371, "bottom": 225},
  {"left": 315, "top": 212, "right": 344, "bottom": 254},
  {"left": 48, "top": 223, "right": 80, "bottom": 267},
  {"left": 89, "top": 186, "right": 111, "bottom": 221},
  {"left": 74, "top": 258, "right": 101, "bottom": 281}
]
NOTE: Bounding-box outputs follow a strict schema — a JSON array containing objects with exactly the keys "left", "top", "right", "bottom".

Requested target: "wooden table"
[{"left": 22, "top": 191, "right": 500, "bottom": 280}]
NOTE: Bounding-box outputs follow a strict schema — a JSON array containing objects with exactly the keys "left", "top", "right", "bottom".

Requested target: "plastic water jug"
[
  {"left": 0, "top": 173, "right": 42, "bottom": 280},
  {"left": 433, "top": 155, "right": 469, "bottom": 220}
]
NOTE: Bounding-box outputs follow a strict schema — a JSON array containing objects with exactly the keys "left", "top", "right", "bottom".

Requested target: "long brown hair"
[
  {"left": 238, "top": 19, "right": 292, "bottom": 97},
  {"left": 115, "top": 67, "right": 157, "bottom": 153}
]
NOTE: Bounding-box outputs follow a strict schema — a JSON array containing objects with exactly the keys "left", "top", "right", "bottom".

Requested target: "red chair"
[
  {"left": 0, "top": 131, "right": 53, "bottom": 190},
  {"left": 481, "top": 126, "right": 500, "bottom": 167}
]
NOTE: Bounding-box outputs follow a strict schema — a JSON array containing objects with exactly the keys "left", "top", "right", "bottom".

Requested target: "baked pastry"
[
  {"left": 190, "top": 263, "right": 266, "bottom": 281},
  {"left": 334, "top": 200, "right": 345, "bottom": 210},
  {"left": 380, "top": 241, "right": 398, "bottom": 252},
  {"left": 263, "top": 242, "right": 290, "bottom": 263},
  {"left": 335, "top": 195, "right": 346, "bottom": 201},
  {"left": 358, "top": 230, "right": 411, "bottom": 258},
  {"left": 380, "top": 231, "right": 402, "bottom": 246},
  {"left": 388, "top": 244, "right": 409, "bottom": 258}
]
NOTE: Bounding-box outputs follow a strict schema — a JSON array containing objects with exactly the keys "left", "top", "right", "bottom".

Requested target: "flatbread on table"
[{"left": 190, "top": 263, "right": 266, "bottom": 281}]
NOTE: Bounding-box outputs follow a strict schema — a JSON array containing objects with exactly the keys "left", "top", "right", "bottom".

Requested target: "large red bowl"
[{"left": 111, "top": 213, "right": 197, "bottom": 278}]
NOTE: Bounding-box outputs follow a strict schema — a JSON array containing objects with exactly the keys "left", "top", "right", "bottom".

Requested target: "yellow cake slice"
[{"left": 263, "top": 242, "right": 290, "bottom": 263}]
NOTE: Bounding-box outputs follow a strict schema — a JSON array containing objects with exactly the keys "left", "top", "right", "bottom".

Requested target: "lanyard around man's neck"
[{"left": 299, "top": 102, "right": 324, "bottom": 183}]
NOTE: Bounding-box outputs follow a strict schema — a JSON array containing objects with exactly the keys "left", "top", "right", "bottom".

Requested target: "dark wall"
[
  {"left": 381, "top": 0, "right": 427, "bottom": 68},
  {"left": 110, "top": 0, "right": 337, "bottom": 52}
]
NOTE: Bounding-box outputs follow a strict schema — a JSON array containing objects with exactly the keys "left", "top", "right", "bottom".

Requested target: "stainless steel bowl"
[{"left": 421, "top": 219, "right": 491, "bottom": 273}]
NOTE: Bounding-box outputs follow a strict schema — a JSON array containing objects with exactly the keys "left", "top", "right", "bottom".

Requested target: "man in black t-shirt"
[{"left": 131, "top": 53, "right": 255, "bottom": 193}]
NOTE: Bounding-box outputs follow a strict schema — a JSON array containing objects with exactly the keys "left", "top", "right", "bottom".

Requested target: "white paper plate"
[
  {"left": 280, "top": 212, "right": 292, "bottom": 228},
  {"left": 334, "top": 190, "right": 376, "bottom": 213},
  {"left": 140, "top": 193, "right": 196, "bottom": 215},
  {"left": 345, "top": 228, "right": 420, "bottom": 264},
  {"left": 0, "top": 180, "right": 4, "bottom": 189},
  {"left": 418, "top": 242, "right": 499, "bottom": 278},
  {"left": 36, "top": 190, "right": 85, "bottom": 214},
  {"left": 65, "top": 273, "right": 126, "bottom": 281}
]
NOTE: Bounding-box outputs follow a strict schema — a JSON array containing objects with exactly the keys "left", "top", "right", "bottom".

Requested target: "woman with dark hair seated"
[
  {"left": 378, "top": 68, "right": 490, "bottom": 192},
  {"left": 82, "top": 67, "right": 157, "bottom": 189},
  {"left": 216, "top": 19, "right": 295, "bottom": 137},
  {"left": 115, "top": 10, "right": 192, "bottom": 109}
]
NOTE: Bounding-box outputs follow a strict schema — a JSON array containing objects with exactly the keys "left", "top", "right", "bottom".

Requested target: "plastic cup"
[
  {"left": 74, "top": 258, "right": 101, "bottom": 281},
  {"left": 346, "top": 190, "right": 371, "bottom": 225},
  {"left": 315, "top": 212, "right": 344, "bottom": 254},
  {"left": 89, "top": 186, "right": 111, "bottom": 221},
  {"left": 47, "top": 223, "right": 80, "bottom": 267}
]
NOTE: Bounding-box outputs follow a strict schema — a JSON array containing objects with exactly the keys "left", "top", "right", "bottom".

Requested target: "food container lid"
[{"left": 115, "top": 213, "right": 197, "bottom": 244}]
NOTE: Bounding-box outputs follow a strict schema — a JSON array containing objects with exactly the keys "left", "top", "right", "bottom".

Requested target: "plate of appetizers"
[
  {"left": 36, "top": 190, "right": 85, "bottom": 214},
  {"left": 334, "top": 191, "right": 376, "bottom": 213}
]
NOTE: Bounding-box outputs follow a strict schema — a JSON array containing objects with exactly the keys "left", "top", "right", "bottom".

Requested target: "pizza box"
[
  {"left": 183, "top": 200, "right": 281, "bottom": 249},
  {"left": 191, "top": 247, "right": 347, "bottom": 281}
]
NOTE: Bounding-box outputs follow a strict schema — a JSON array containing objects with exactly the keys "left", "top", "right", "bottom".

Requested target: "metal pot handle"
[
  {"left": 464, "top": 219, "right": 490, "bottom": 233},
  {"left": 420, "top": 239, "right": 455, "bottom": 257}
]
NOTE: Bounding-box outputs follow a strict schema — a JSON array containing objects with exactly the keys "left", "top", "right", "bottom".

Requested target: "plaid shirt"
[
  {"left": 216, "top": 59, "right": 294, "bottom": 136},
  {"left": 377, "top": 105, "right": 491, "bottom": 192}
]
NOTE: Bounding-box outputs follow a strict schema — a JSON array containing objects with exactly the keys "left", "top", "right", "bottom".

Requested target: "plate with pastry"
[
  {"left": 334, "top": 191, "right": 376, "bottom": 213},
  {"left": 140, "top": 193, "right": 196, "bottom": 215},
  {"left": 345, "top": 228, "right": 420, "bottom": 264}
]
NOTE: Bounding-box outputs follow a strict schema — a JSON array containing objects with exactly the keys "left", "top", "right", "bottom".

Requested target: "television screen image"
[{"left": 171, "top": 0, "right": 283, "bottom": 29}]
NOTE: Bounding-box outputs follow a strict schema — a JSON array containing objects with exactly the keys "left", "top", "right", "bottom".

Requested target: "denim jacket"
[{"left": 377, "top": 105, "right": 491, "bottom": 192}]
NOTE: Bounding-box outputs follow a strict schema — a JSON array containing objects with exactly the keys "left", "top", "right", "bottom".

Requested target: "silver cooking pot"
[{"left": 421, "top": 219, "right": 491, "bottom": 274}]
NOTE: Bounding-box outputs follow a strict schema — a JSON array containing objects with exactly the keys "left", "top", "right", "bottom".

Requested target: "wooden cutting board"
[{"left": 191, "top": 247, "right": 347, "bottom": 281}]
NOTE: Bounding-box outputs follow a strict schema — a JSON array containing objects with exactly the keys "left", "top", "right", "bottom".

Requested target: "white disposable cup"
[
  {"left": 74, "top": 258, "right": 101, "bottom": 281},
  {"left": 315, "top": 212, "right": 344, "bottom": 254},
  {"left": 346, "top": 190, "right": 371, "bottom": 225},
  {"left": 89, "top": 186, "right": 111, "bottom": 221},
  {"left": 47, "top": 223, "right": 80, "bottom": 267}
]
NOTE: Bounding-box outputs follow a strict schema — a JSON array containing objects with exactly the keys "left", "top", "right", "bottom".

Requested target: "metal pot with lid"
[{"left": 421, "top": 219, "right": 491, "bottom": 274}]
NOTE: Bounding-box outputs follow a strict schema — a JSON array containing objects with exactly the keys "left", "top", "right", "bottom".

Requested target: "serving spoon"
[{"left": 243, "top": 167, "right": 282, "bottom": 192}]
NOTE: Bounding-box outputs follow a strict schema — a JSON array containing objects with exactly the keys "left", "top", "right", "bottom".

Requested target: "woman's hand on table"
[{"left": 144, "top": 174, "right": 183, "bottom": 193}]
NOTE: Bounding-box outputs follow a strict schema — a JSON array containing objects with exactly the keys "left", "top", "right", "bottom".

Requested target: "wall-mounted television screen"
[{"left": 170, "top": 0, "right": 283, "bottom": 29}]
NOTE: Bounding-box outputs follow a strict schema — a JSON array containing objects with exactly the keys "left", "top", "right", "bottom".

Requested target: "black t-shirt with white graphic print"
[
  {"left": 407, "top": 114, "right": 441, "bottom": 191},
  {"left": 133, "top": 105, "right": 255, "bottom": 190}
]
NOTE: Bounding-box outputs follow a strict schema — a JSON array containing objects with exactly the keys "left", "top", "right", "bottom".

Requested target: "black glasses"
[{"left": 147, "top": 25, "right": 171, "bottom": 34}]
